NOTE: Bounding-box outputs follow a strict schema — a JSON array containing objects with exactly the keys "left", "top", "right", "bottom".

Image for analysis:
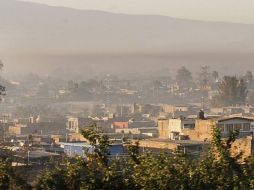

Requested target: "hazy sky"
[{"left": 20, "top": 0, "right": 254, "bottom": 24}]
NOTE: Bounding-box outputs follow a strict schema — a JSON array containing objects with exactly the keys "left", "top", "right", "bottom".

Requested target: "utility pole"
[
  {"left": 104, "top": 77, "right": 111, "bottom": 112},
  {"left": 120, "top": 97, "right": 123, "bottom": 117},
  {"left": 201, "top": 96, "right": 204, "bottom": 110}
]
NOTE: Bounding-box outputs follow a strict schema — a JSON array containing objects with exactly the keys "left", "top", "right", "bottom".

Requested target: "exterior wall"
[
  {"left": 158, "top": 119, "right": 194, "bottom": 139},
  {"left": 67, "top": 118, "right": 79, "bottom": 133},
  {"left": 137, "top": 139, "right": 206, "bottom": 156},
  {"left": 69, "top": 133, "right": 86, "bottom": 142},
  {"left": 182, "top": 119, "right": 216, "bottom": 141},
  {"left": 115, "top": 128, "right": 140, "bottom": 134},
  {"left": 210, "top": 108, "right": 224, "bottom": 114},
  {"left": 112, "top": 122, "right": 129, "bottom": 129},
  {"left": 175, "top": 106, "right": 188, "bottom": 112},
  {"left": 138, "top": 140, "right": 178, "bottom": 150},
  {"left": 63, "top": 144, "right": 124, "bottom": 157},
  {"left": 231, "top": 136, "right": 253, "bottom": 158},
  {"left": 63, "top": 145, "right": 86, "bottom": 157},
  {"left": 9, "top": 126, "right": 21, "bottom": 135},
  {"left": 168, "top": 119, "right": 182, "bottom": 133},
  {"left": 181, "top": 118, "right": 254, "bottom": 158},
  {"left": 162, "top": 105, "right": 175, "bottom": 113},
  {"left": 218, "top": 119, "right": 252, "bottom": 135},
  {"left": 158, "top": 119, "right": 169, "bottom": 139}
]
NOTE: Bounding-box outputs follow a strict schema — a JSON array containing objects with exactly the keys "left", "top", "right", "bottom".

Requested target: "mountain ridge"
[{"left": 1, "top": 0, "right": 254, "bottom": 75}]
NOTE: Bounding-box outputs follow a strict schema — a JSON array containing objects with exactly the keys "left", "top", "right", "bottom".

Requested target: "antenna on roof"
[{"left": 201, "top": 96, "right": 204, "bottom": 111}]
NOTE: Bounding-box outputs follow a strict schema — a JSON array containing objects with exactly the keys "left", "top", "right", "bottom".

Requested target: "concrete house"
[{"left": 158, "top": 118, "right": 195, "bottom": 140}]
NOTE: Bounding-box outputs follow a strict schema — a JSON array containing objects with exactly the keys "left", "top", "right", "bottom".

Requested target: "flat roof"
[
  {"left": 59, "top": 142, "right": 93, "bottom": 148},
  {"left": 139, "top": 138, "right": 207, "bottom": 146},
  {"left": 217, "top": 116, "right": 254, "bottom": 122}
]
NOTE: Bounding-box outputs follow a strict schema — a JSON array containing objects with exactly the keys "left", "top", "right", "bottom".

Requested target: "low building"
[
  {"left": 137, "top": 138, "right": 207, "bottom": 156},
  {"left": 183, "top": 117, "right": 254, "bottom": 141},
  {"left": 59, "top": 142, "right": 125, "bottom": 157},
  {"left": 115, "top": 127, "right": 158, "bottom": 137},
  {"left": 159, "top": 116, "right": 254, "bottom": 158},
  {"left": 112, "top": 121, "right": 129, "bottom": 129},
  {"left": 67, "top": 117, "right": 94, "bottom": 133},
  {"left": 158, "top": 118, "right": 195, "bottom": 140}
]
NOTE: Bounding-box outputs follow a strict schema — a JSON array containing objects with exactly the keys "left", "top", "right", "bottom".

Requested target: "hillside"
[{"left": 0, "top": 0, "right": 254, "bottom": 75}]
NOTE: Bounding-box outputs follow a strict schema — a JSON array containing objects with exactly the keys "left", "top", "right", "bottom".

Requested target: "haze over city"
[
  {"left": 0, "top": 0, "right": 253, "bottom": 77},
  {"left": 1, "top": 1, "right": 254, "bottom": 189}
]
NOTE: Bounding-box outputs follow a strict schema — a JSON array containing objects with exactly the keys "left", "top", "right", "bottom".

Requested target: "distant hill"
[{"left": 0, "top": 0, "right": 254, "bottom": 76}]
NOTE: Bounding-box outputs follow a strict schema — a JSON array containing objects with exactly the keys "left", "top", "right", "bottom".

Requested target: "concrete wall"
[
  {"left": 168, "top": 119, "right": 182, "bottom": 133},
  {"left": 182, "top": 119, "right": 216, "bottom": 141},
  {"left": 112, "top": 122, "right": 129, "bottom": 129},
  {"left": 138, "top": 140, "right": 178, "bottom": 150},
  {"left": 9, "top": 126, "right": 21, "bottom": 135},
  {"left": 158, "top": 119, "right": 169, "bottom": 139},
  {"left": 67, "top": 118, "right": 79, "bottom": 133}
]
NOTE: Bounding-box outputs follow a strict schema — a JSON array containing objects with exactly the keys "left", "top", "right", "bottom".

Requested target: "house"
[
  {"left": 67, "top": 117, "right": 94, "bottom": 133},
  {"left": 158, "top": 118, "right": 195, "bottom": 140},
  {"left": 111, "top": 121, "right": 129, "bottom": 129},
  {"left": 60, "top": 142, "right": 125, "bottom": 157},
  {"left": 181, "top": 117, "right": 254, "bottom": 141},
  {"left": 115, "top": 127, "right": 158, "bottom": 137},
  {"left": 111, "top": 116, "right": 156, "bottom": 130},
  {"left": 9, "top": 122, "right": 66, "bottom": 136},
  {"left": 67, "top": 117, "right": 114, "bottom": 133},
  {"left": 158, "top": 116, "right": 254, "bottom": 158},
  {"left": 137, "top": 138, "right": 207, "bottom": 156}
]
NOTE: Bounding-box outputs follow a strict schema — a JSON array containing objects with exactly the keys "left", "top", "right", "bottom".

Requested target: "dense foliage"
[
  {"left": 176, "top": 66, "right": 193, "bottom": 90},
  {"left": 32, "top": 125, "right": 254, "bottom": 190},
  {"left": 212, "top": 76, "right": 248, "bottom": 106},
  {"left": 1, "top": 124, "right": 254, "bottom": 190},
  {"left": 0, "top": 158, "right": 31, "bottom": 190}
]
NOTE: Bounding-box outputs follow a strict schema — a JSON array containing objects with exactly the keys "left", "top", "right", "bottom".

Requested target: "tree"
[
  {"left": 0, "top": 160, "right": 10, "bottom": 190},
  {"left": 34, "top": 123, "right": 254, "bottom": 190},
  {"left": 212, "top": 71, "right": 219, "bottom": 82},
  {"left": 116, "top": 105, "right": 130, "bottom": 116},
  {"left": 0, "top": 62, "right": 5, "bottom": 99},
  {"left": 189, "top": 127, "right": 247, "bottom": 189},
  {"left": 141, "top": 104, "right": 161, "bottom": 117},
  {"left": 0, "top": 60, "right": 4, "bottom": 71},
  {"left": 176, "top": 66, "right": 193, "bottom": 90},
  {"left": 212, "top": 76, "right": 248, "bottom": 106},
  {"left": 0, "top": 158, "right": 31, "bottom": 190},
  {"left": 67, "top": 80, "right": 78, "bottom": 92},
  {"left": 198, "top": 65, "right": 211, "bottom": 89},
  {"left": 91, "top": 104, "right": 105, "bottom": 117},
  {"left": 245, "top": 71, "right": 253, "bottom": 83}
]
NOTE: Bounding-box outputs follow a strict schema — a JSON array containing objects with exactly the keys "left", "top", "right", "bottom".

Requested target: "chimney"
[{"left": 198, "top": 110, "right": 205, "bottom": 120}]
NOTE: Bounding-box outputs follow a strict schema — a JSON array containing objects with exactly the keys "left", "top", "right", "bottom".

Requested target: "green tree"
[
  {"left": 176, "top": 66, "right": 193, "bottom": 90},
  {"left": 0, "top": 158, "right": 31, "bottom": 190},
  {"left": 34, "top": 123, "right": 254, "bottom": 190},
  {"left": 245, "top": 71, "right": 253, "bottom": 83},
  {"left": 0, "top": 160, "right": 10, "bottom": 190},
  {"left": 198, "top": 65, "right": 211, "bottom": 89},
  {"left": 0, "top": 60, "right": 4, "bottom": 70},
  {"left": 212, "top": 71, "right": 219, "bottom": 82},
  {"left": 212, "top": 76, "right": 248, "bottom": 106}
]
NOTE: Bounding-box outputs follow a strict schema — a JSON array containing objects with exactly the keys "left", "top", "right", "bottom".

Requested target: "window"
[
  {"left": 217, "top": 124, "right": 224, "bottom": 132},
  {"left": 225, "top": 124, "right": 233, "bottom": 132},
  {"left": 234, "top": 124, "right": 242, "bottom": 131},
  {"left": 243, "top": 123, "right": 250, "bottom": 131}
]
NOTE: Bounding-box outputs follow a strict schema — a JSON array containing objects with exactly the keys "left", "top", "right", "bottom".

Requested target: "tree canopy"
[
  {"left": 212, "top": 76, "right": 248, "bottom": 106},
  {"left": 33, "top": 124, "right": 254, "bottom": 190},
  {"left": 176, "top": 66, "right": 193, "bottom": 90}
]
